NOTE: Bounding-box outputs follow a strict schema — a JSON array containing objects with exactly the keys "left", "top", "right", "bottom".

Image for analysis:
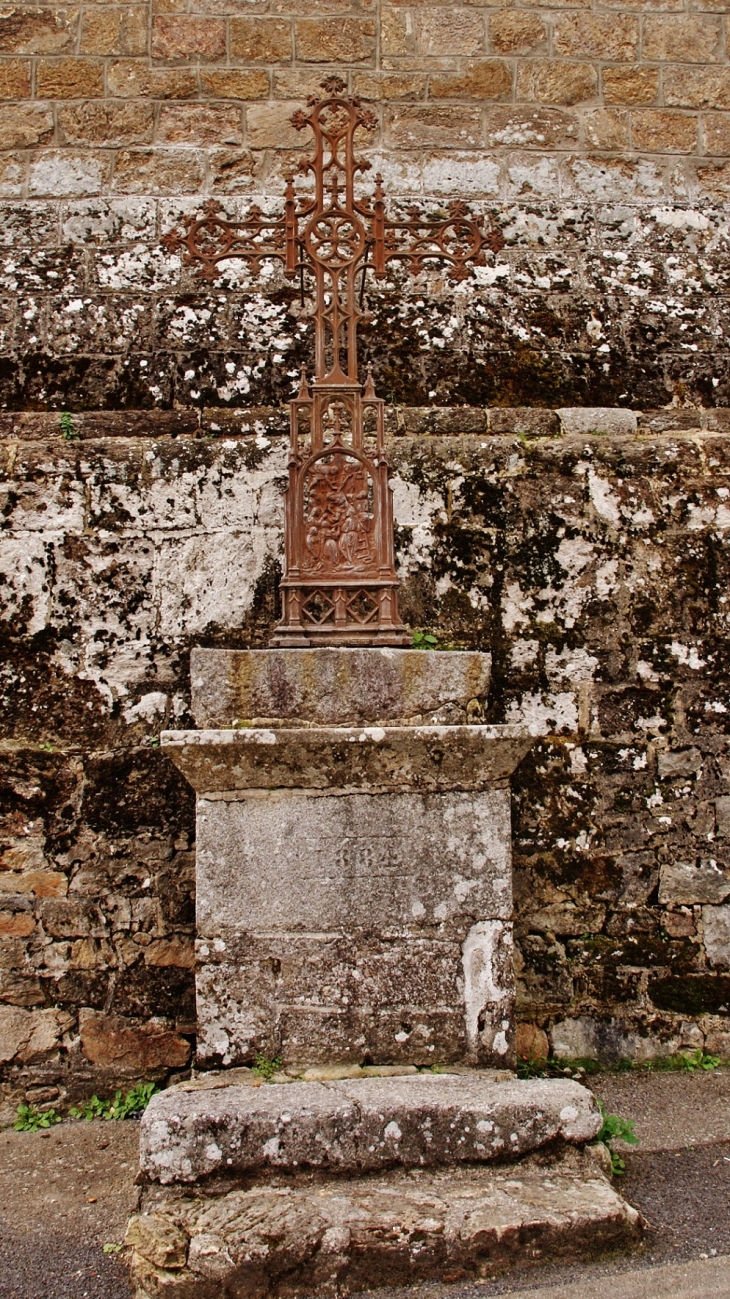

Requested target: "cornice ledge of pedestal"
[{"left": 160, "top": 723, "right": 533, "bottom": 794}]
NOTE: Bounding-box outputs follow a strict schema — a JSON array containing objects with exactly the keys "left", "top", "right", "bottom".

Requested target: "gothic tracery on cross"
[{"left": 163, "top": 76, "right": 504, "bottom": 647}]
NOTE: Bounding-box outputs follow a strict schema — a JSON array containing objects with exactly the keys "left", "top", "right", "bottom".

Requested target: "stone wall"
[
  {"left": 1, "top": 1, "right": 730, "bottom": 408},
  {"left": 2, "top": 406, "right": 730, "bottom": 1104},
  {"left": 2, "top": 1, "right": 730, "bottom": 1100}
]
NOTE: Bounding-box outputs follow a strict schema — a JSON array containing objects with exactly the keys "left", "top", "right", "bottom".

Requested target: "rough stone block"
[
  {"left": 189, "top": 647, "right": 492, "bottom": 728},
  {"left": 245, "top": 101, "right": 305, "bottom": 149},
  {"left": 603, "top": 66, "right": 659, "bottom": 106},
  {"left": 702, "top": 904, "right": 730, "bottom": 968},
  {"left": 631, "top": 110, "right": 698, "bottom": 153},
  {"left": 489, "top": 407, "right": 560, "bottom": 438},
  {"left": 557, "top": 408, "right": 638, "bottom": 437},
  {"left": 0, "top": 1006, "right": 72, "bottom": 1064},
  {"left": 642, "top": 16, "right": 722, "bottom": 63},
  {"left": 0, "top": 104, "right": 53, "bottom": 149},
  {"left": 553, "top": 14, "right": 639, "bottom": 61},
  {"left": 28, "top": 149, "right": 108, "bottom": 197},
  {"left": 195, "top": 921, "right": 514, "bottom": 1067},
  {"left": 295, "top": 17, "right": 376, "bottom": 62},
  {"left": 112, "top": 148, "right": 205, "bottom": 194},
  {"left": 79, "top": 1009, "right": 191, "bottom": 1071},
  {"left": 387, "top": 106, "right": 483, "bottom": 148},
  {"left": 151, "top": 15, "right": 227, "bottom": 60},
  {"left": 429, "top": 61, "right": 512, "bottom": 101},
  {"left": 0, "top": 6, "right": 78, "bottom": 55},
  {"left": 127, "top": 1147, "right": 642, "bottom": 1296},
  {"left": 664, "top": 66, "right": 730, "bottom": 110},
  {"left": 35, "top": 56, "right": 103, "bottom": 98},
  {"left": 140, "top": 1073, "right": 602, "bottom": 1183},
  {"left": 156, "top": 104, "right": 244, "bottom": 146},
  {"left": 79, "top": 5, "right": 147, "bottom": 57},
  {"left": 516, "top": 60, "right": 598, "bottom": 106},
  {"left": 199, "top": 69, "right": 270, "bottom": 100},
  {"left": 490, "top": 12, "right": 547, "bottom": 55},
  {"left": 58, "top": 102, "right": 155, "bottom": 148},
  {"left": 0, "top": 57, "right": 31, "bottom": 98},
  {"left": 107, "top": 61, "right": 199, "bottom": 100},
  {"left": 419, "top": 9, "right": 483, "bottom": 56},
  {"left": 186, "top": 782, "right": 516, "bottom": 1067},
  {"left": 659, "top": 860, "right": 730, "bottom": 906},
  {"left": 229, "top": 18, "right": 292, "bottom": 63}
]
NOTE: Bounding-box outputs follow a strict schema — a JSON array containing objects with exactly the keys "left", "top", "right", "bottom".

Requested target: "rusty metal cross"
[{"left": 164, "top": 76, "right": 503, "bottom": 646}]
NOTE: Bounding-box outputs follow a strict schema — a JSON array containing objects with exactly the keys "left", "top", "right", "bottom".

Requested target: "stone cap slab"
[
  {"left": 190, "top": 648, "right": 491, "bottom": 728},
  {"left": 161, "top": 724, "right": 532, "bottom": 793},
  {"left": 139, "top": 1072, "right": 601, "bottom": 1184}
]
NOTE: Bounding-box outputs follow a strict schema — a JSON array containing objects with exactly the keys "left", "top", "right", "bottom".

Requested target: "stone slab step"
[
  {"left": 126, "top": 1146, "right": 642, "bottom": 1298},
  {"left": 140, "top": 1073, "right": 601, "bottom": 1184}
]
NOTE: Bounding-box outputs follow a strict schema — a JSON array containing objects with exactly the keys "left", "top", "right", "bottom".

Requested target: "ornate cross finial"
[{"left": 163, "top": 81, "right": 504, "bottom": 647}]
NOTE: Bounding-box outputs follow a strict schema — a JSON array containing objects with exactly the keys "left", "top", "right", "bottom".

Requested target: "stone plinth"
[
  {"left": 163, "top": 649, "right": 532, "bottom": 1069},
  {"left": 189, "top": 646, "right": 491, "bottom": 727},
  {"left": 127, "top": 1072, "right": 642, "bottom": 1297}
]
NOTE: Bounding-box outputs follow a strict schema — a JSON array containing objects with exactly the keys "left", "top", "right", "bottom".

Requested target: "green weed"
[
  {"left": 253, "top": 1053, "right": 282, "bottom": 1082},
  {"left": 515, "top": 1055, "right": 600, "bottom": 1080},
  {"left": 616, "top": 1051, "right": 723, "bottom": 1075},
  {"left": 597, "top": 1100, "right": 639, "bottom": 1176},
  {"left": 59, "top": 411, "right": 79, "bottom": 441},
  {"left": 69, "top": 1082, "right": 158, "bottom": 1122},
  {"left": 14, "top": 1103, "right": 62, "bottom": 1132},
  {"left": 411, "top": 629, "right": 459, "bottom": 651}
]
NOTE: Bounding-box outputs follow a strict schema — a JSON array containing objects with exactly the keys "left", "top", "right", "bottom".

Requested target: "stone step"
[
  {"left": 127, "top": 1146, "right": 642, "bottom": 1299},
  {"left": 140, "top": 1073, "right": 601, "bottom": 1185}
]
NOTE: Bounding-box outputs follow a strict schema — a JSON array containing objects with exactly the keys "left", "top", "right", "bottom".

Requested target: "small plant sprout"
[
  {"left": 253, "top": 1053, "right": 283, "bottom": 1082},
  {"left": 412, "top": 630, "right": 439, "bottom": 650},
  {"left": 14, "top": 1103, "right": 62, "bottom": 1132},
  {"left": 59, "top": 411, "right": 79, "bottom": 441},
  {"left": 69, "top": 1082, "right": 159, "bottom": 1122},
  {"left": 597, "top": 1100, "right": 639, "bottom": 1176},
  {"left": 679, "top": 1049, "right": 721, "bottom": 1072}
]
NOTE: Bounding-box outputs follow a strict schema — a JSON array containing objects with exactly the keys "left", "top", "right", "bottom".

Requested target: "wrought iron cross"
[{"left": 164, "top": 76, "right": 503, "bottom": 647}]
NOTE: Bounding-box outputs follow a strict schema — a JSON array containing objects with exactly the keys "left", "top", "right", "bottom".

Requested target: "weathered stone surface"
[
  {"left": 192, "top": 782, "right": 515, "bottom": 1067},
  {"left": 196, "top": 921, "right": 514, "bottom": 1068},
  {"left": 0, "top": 1006, "right": 72, "bottom": 1064},
  {"left": 126, "top": 1213, "right": 187, "bottom": 1271},
  {"left": 151, "top": 15, "right": 226, "bottom": 60},
  {"left": 558, "top": 408, "right": 638, "bottom": 437},
  {"left": 79, "top": 1009, "right": 191, "bottom": 1071},
  {"left": 659, "top": 860, "right": 730, "bottom": 906},
  {"left": 190, "top": 648, "right": 492, "bottom": 728},
  {"left": 702, "top": 905, "right": 730, "bottom": 969},
  {"left": 140, "top": 1074, "right": 602, "bottom": 1184},
  {"left": 164, "top": 725, "right": 530, "bottom": 793},
  {"left": 4, "top": 423, "right": 730, "bottom": 1083},
  {"left": 127, "top": 1147, "right": 642, "bottom": 1295},
  {"left": 197, "top": 788, "right": 511, "bottom": 933}
]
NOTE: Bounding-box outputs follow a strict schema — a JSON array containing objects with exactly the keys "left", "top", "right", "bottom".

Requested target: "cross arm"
[
  {"left": 369, "top": 193, "right": 504, "bottom": 283},
  {"left": 161, "top": 192, "right": 300, "bottom": 282}
]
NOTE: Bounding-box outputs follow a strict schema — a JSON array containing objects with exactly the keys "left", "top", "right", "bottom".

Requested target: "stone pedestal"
[
  {"left": 127, "top": 649, "right": 642, "bottom": 1299},
  {"left": 162, "top": 648, "right": 532, "bottom": 1070}
]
